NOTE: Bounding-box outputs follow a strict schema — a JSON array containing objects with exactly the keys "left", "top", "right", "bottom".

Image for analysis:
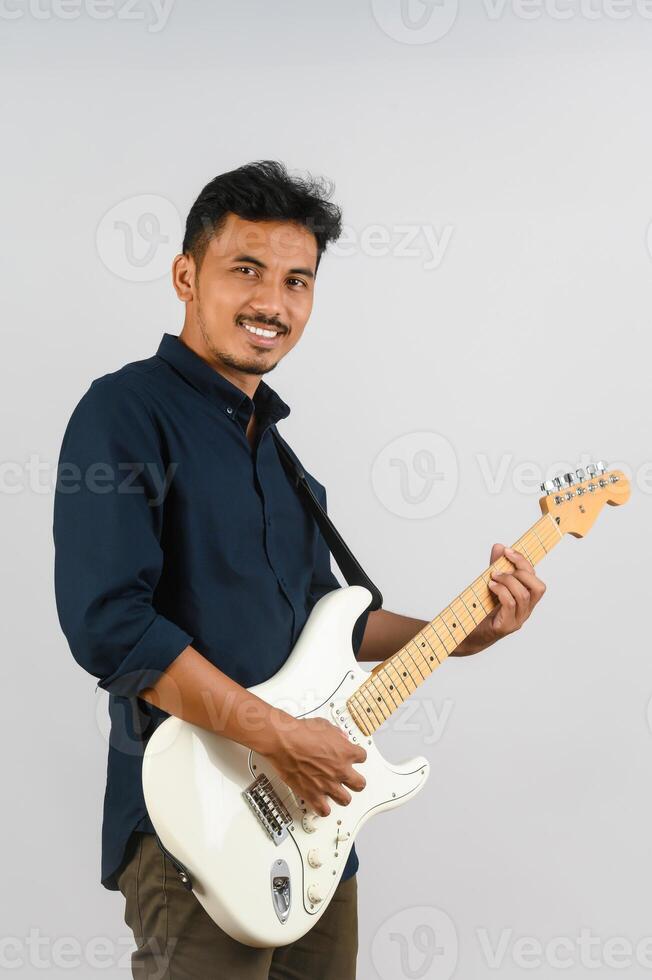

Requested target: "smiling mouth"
[{"left": 238, "top": 319, "right": 286, "bottom": 347}]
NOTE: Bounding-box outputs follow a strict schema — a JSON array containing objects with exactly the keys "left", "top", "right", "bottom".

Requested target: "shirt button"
[{"left": 226, "top": 407, "right": 233, "bottom": 415}]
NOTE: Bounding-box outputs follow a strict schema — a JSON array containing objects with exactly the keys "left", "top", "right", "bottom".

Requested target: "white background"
[{"left": 2, "top": 1, "right": 650, "bottom": 976}]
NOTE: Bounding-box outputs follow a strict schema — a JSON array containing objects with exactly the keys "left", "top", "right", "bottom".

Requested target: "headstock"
[{"left": 539, "top": 461, "right": 630, "bottom": 538}]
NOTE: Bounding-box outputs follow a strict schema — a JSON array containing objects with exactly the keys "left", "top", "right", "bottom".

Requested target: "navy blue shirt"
[{"left": 53, "top": 332, "right": 369, "bottom": 891}]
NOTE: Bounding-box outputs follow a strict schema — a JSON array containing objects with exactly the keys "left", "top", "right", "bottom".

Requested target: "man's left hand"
[{"left": 454, "top": 543, "right": 547, "bottom": 656}]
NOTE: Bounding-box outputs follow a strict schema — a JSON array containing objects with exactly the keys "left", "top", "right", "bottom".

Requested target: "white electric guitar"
[{"left": 142, "top": 461, "right": 629, "bottom": 947}]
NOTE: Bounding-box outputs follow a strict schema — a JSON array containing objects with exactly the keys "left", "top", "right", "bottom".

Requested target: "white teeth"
[{"left": 241, "top": 321, "right": 278, "bottom": 338}]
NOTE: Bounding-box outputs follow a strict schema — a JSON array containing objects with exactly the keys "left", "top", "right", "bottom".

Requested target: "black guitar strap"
[{"left": 271, "top": 427, "right": 383, "bottom": 611}]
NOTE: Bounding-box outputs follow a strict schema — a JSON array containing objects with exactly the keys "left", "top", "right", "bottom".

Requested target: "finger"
[
  {"left": 329, "top": 783, "right": 352, "bottom": 807},
  {"left": 507, "top": 568, "right": 547, "bottom": 602},
  {"left": 491, "top": 572, "right": 530, "bottom": 616},
  {"left": 313, "top": 796, "right": 331, "bottom": 817},
  {"left": 503, "top": 546, "right": 534, "bottom": 574},
  {"left": 490, "top": 542, "right": 506, "bottom": 565},
  {"left": 342, "top": 767, "right": 366, "bottom": 792},
  {"left": 349, "top": 744, "right": 368, "bottom": 764},
  {"left": 487, "top": 578, "right": 518, "bottom": 629}
]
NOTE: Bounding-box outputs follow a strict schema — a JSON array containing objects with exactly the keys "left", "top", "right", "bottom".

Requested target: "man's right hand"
[
  {"left": 140, "top": 647, "right": 368, "bottom": 817},
  {"left": 265, "top": 714, "right": 368, "bottom": 817}
]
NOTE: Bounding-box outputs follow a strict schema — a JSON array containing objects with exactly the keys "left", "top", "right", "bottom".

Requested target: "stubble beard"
[{"left": 196, "top": 299, "right": 280, "bottom": 378}]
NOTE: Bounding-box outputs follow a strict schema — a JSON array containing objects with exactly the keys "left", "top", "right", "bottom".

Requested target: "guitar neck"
[{"left": 346, "top": 512, "right": 563, "bottom": 736}]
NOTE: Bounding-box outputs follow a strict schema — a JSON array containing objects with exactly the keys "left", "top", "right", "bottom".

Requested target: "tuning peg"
[
  {"left": 563, "top": 473, "right": 575, "bottom": 485},
  {"left": 596, "top": 460, "right": 608, "bottom": 474},
  {"left": 540, "top": 480, "right": 555, "bottom": 495},
  {"left": 553, "top": 476, "right": 563, "bottom": 490},
  {"left": 586, "top": 463, "right": 597, "bottom": 477},
  {"left": 575, "top": 467, "right": 585, "bottom": 481}
]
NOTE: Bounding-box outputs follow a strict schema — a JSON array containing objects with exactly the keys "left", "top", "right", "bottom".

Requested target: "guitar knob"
[
  {"left": 563, "top": 473, "right": 575, "bottom": 485},
  {"left": 586, "top": 463, "right": 597, "bottom": 477},
  {"left": 575, "top": 468, "right": 585, "bottom": 481},
  {"left": 302, "top": 814, "right": 319, "bottom": 834},
  {"left": 553, "top": 477, "right": 563, "bottom": 490},
  {"left": 540, "top": 480, "right": 555, "bottom": 495},
  {"left": 596, "top": 460, "right": 608, "bottom": 474},
  {"left": 307, "top": 884, "right": 323, "bottom": 904},
  {"left": 307, "top": 849, "right": 323, "bottom": 868}
]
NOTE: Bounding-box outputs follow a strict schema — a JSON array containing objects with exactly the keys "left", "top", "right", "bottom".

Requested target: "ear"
[{"left": 172, "top": 252, "right": 195, "bottom": 303}]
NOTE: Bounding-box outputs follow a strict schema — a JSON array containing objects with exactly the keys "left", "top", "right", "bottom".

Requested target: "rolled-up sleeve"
[{"left": 53, "top": 377, "right": 193, "bottom": 699}]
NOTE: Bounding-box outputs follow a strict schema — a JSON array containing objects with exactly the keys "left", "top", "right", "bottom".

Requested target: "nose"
[{"left": 248, "top": 277, "right": 284, "bottom": 319}]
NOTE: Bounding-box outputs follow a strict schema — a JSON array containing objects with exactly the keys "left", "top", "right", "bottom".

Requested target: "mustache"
[{"left": 237, "top": 316, "right": 288, "bottom": 334}]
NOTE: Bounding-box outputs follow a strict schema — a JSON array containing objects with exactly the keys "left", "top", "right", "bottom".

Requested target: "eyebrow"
[{"left": 231, "top": 254, "right": 315, "bottom": 280}]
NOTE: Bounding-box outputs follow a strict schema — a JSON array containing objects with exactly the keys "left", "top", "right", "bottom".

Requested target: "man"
[{"left": 53, "top": 160, "right": 546, "bottom": 979}]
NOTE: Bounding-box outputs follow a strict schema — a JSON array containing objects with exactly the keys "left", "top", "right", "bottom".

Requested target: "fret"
[
  {"left": 517, "top": 537, "right": 535, "bottom": 564},
  {"left": 366, "top": 675, "right": 392, "bottom": 719},
  {"left": 459, "top": 589, "right": 484, "bottom": 627},
  {"left": 408, "top": 638, "right": 433, "bottom": 676},
  {"left": 379, "top": 667, "right": 403, "bottom": 707},
  {"left": 469, "top": 581, "right": 490, "bottom": 616},
  {"left": 424, "top": 624, "right": 448, "bottom": 661},
  {"left": 420, "top": 630, "right": 442, "bottom": 665},
  {"left": 410, "top": 636, "right": 436, "bottom": 671},
  {"left": 359, "top": 686, "right": 385, "bottom": 726},
  {"left": 386, "top": 660, "right": 411, "bottom": 700},
  {"left": 431, "top": 617, "right": 457, "bottom": 654},
  {"left": 531, "top": 524, "right": 547, "bottom": 555},
  {"left": 439, "top": 607, "right": 466, "bottom": 645},
  {"left": 402, "top": 644, "right": 428, "bottom": 681},
  {"left": 449, "top": 598, "right": 472, "bottom": 636},
  {"left": 394, "top": 651, "right": 419, "bottom": 693}
]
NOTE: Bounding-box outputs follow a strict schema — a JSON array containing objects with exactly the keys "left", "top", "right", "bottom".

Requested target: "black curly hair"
[{"left": 182, "top": 160, "right": 343, "bottom": 275}]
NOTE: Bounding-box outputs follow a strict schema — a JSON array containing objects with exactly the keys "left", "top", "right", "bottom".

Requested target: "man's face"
[{"left": 182, "top": 212, "right": 318, "bottom": 378}]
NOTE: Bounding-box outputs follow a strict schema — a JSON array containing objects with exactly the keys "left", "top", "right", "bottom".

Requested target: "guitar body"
[{"left": 142, "top": 585, "right": 430, "bottom": 947}]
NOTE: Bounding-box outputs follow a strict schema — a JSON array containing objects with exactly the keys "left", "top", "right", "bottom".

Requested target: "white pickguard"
[{"left": 142, "top": 586, "right": 430, "bottom": 947}]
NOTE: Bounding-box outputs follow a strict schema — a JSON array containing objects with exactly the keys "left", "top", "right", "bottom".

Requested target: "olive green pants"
[{"left": 117, "top": 832, "right": 358, "bottom": 979}]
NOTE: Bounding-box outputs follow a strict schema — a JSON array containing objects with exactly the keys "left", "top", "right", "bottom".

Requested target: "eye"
[
  {"left": 287, "top": 278, "right": 307, "bottom": 289},
  {"left": 234, "top": 266, "right": 257, "bottom": 276}
]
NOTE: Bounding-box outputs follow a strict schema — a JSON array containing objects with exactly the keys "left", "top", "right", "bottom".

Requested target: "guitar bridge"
[{"left": 243, "top": 773, "right": 292, "bottom": 845}]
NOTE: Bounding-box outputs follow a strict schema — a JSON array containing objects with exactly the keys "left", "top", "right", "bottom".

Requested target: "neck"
[{"left": 346, "top": 512, "right": 563, "bottom": 735}]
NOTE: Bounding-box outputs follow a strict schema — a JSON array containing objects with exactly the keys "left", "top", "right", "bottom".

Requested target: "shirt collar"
[{"left": 156, "top": 333, "right": 291, "bottom": 429}]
